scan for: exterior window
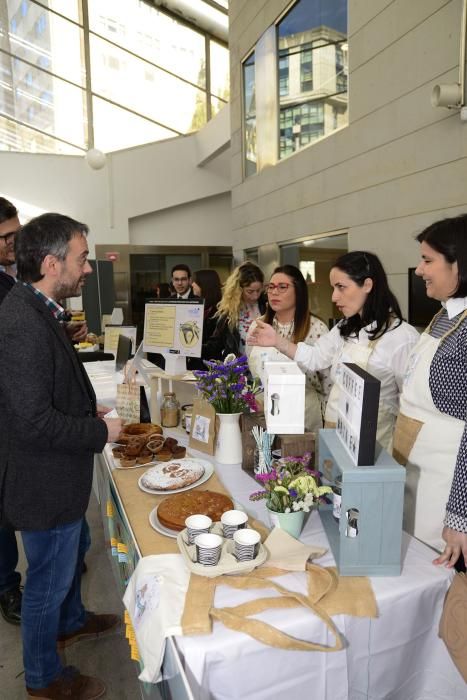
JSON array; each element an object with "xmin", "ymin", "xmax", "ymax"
[
  {"xmin": 279, "ymin": 52, "xmax": 289, "ymax": 96},
  {"xmin": 0, "ymin": 0, "xmax": 229, "ymax": 154},
  {"xmin": 277, "ymin": 0, "xmax": 348, "ymax": 160},
  {"xmin": 300, "ymin": 44, "xmax": 312, "ymax": 92},
  {"xmin": 336, "ymin": 44, "xmax": 348, "ymax": 93},
  {"xmin": 243, "ymin": 52, "xmax": 256, "ymax": 177}
]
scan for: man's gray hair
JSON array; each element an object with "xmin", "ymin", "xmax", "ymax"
[{"xmin": 16, "ymin": 213, "xmax": 89, "ymax": 283}]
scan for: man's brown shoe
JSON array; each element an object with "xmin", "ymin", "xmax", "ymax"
[
  {"xmin": 27, "ymin": 665, "xmax": 106, "ymax": 699},
  {"xmin": 57, "ymin": 612, "xmax": 120, "ymax": 649}
]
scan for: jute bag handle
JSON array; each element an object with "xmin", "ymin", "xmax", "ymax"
[{"xmin": 209, "ymin": 567, "xmax": 343, "ymax": 652}]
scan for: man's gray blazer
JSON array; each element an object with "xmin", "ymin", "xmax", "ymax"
[{"xmin": 0, "ymin": 283, "xmax": 108, "ymax": 530}]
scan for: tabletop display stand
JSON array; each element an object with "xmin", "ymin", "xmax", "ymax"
[{"xmin": 319, "ymin": 429, "xmax": 406, "ymax": 576}]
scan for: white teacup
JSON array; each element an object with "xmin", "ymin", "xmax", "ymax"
[
  {"xmin": 195, "ymin": 532, "xmax": 223, "ymax": 566},
  {"xmin": 185, "ymin": 514, "xmax": 212, "ymax": 545},
  {"xmin": 233, "ymin": 528, "xmax": 261, "ymax": 561},
  {"xmin": 221, "ymin": 509, "xmax": 248, "ymax": 539}
]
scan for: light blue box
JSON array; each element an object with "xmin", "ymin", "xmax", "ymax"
[{"xmin": 319, "ymin": 429, "xmax": 406, "ymax": 576}]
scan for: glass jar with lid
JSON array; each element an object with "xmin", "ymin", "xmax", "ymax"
[{"xmin": 161, "ymin": 392, "xmax": 180, "ymax": 428}]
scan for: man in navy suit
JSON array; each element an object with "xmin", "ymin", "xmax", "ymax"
[{"xmin": 0, "ymin": 198, "xmax": 21, "ymax": 626}]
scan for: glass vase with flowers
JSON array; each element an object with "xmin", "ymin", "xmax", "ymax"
[{"xmin": 250, "ymin": 453, "xmax": 332, "ymax": 538}]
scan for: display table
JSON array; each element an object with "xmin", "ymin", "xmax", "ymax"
[{"xmin": 87, "ymin": 362, "xmax": 467, "ymax": 700}]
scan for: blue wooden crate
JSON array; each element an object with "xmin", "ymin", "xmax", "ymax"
[{"xmin": 319, "ymin": 430, "xmax": 406, "ymax": 576}]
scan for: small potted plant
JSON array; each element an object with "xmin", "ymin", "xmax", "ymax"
[
  {"xmin": 250, "ymin": 453, "xmax": 332, "ymax": 538},
  {"xmin": 193, "ymin": 354, "xmax": 261, "ymax": 464}
]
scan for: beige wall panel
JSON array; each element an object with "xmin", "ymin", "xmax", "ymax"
[
  {"xmin": 349, "ymin": 0, "xmax": 395, "ymax": 36},
  {"xmin": 232, "ymin": 157, "xmax": 467, "ymax": 252},
  {"xmin": 350, "ymin": 205, "xmax": 467, "ymax": 273},
  {"xmin": 351, "ymin": 0, "xmax": 455, "ymax": 71},
  {"xmin": 351, "ymin": 0, "xmax": 461, "ymax": 121},
  {"xmin": 386, "ymin": 272, "xmax": 410, "ymax": 319},
  {"xmin": 233, "ymin": 114, "xmax": 466, "ymax": 231},
  {"xmin": 230, "ymin": 0, "xmax": 286, "ymax": 61},
  {"xmin": 229, "ymin": 0, "xmax": 251, "ymax": 25},
  {"xmin": 231, "ymin": 151, "xmax": 244, "ymax": 188}
]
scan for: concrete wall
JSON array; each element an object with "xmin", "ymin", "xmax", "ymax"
[
  {"xmin": 0, "ymin": 105, "xmax": 231, "ymax": 256},
  {"xmin": 229, "ymin": 0, "xmax": 467, "ymax": 315}
]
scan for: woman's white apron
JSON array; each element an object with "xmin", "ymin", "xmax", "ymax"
[
  {"xmin": 393, "ymin": 311, "xmax": 467, "ymax": 551},
  {"xmin": 324, "ymin": 339, "xmax": 395, "ymax": 450}
]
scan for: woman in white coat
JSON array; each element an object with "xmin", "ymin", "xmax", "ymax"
[
  {"xmin": 393, "ymin": 214, "xmax": 467, "ymax": 564},
  {"xmin": 248, "ymin": 251, "xmax": 419, "ymax": 451}
]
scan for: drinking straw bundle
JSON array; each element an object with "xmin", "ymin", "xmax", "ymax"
[{"xmin": 251, "ymin": 426, "xmax": 275, "ymax": 474}]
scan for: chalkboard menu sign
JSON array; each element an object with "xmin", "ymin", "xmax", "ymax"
[{"xmin": 336, "ymin": 363, "xmax": 381, "ymax": 465}]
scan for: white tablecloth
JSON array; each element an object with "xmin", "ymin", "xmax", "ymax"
[
  {"xmin": 176, "ymin": 465, "xmax": 467, "ymax": 700},
  {"xmin": 86, "ymin": 361, "xmax": 467, "ymax": 700}
]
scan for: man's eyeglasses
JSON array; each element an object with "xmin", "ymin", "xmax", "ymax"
[
  {"xmin": 0, "ymin": 229, "xmax": 19, "ymax": 244},
  {"xmin": 265, "ymin": 283, "xmax": 293, "ymax": 294}
]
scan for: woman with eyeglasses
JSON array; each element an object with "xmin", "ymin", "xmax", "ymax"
[
  {"xmin": 203, "ymin": 261, "xmax": 266, "ymax": 361},
  {"xmin": 248, "ymin": 252, "xmax": 419, "ymax": 449},
  {"xmin": 247, "ymin": 265, "xmax": 332, "ymax": 433}
]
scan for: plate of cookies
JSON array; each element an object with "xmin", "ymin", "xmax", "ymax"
[
  {"xmin": 138, "ymin": 458, "xmax": 214, "ymax": 495},
  {"xmin": 112, "ymin": 423, "xmax": 187, "ymax": 469}
]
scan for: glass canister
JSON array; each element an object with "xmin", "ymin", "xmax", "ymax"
[
  {"xmin": 181, "ymin": 403, "xmax": 193, "ymax": 430},
  {"xmin": 332, "ymin": 474, "xmax": 342, "ymax": 522},
  {"xmin": 161, "ymin": 392, "xmax": 180, "ymax": 428},
  {"xmin": 346, "ymin": 508, "xmax": 359, "ymax": 538}
]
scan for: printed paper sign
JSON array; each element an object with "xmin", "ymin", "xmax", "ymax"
[
  {"xmin": 143, "ymin": 300, "xmax": 204, "ymax": 358},
  {"xmin": 104, "ymin": 325, "xmax": 137, "ymax": 354}
]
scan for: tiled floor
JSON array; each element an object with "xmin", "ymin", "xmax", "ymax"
[{"xmin": 0, "ymin": 494, "xmax": 141, "ymax": 699}]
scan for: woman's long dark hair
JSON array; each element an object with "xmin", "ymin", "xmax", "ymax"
[
  {"xmin": 416, "ymin": 214, "xmax": 467, "ymax": 297},
  {"xmin": 263, "ymin": 264, "xmax": 311, "ymax": 343},
  {"xmin": 192, "ymin": 269, "xmax": 222, "ymax": 310},
  {"xmin": 333, "ymin": 251, "xmax": 402, "ymax": 340}
]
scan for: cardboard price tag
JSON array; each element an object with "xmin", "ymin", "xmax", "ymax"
[{"xmin": 116, "ymin": 383, "xmax": 140, "ymax": 425}]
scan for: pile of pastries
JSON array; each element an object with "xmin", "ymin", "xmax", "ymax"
[{"xmin": 112, "ymin": 423, "xmax": 186, "ymax": 468}]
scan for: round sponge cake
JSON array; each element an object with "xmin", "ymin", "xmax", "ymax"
[
  {"xmin": 141, "ymin": 459, "xmax": 205, "ymax": 492},
  {"xmin": 158, "ymin": 490, "xmax": 234, "ymax": 531}
]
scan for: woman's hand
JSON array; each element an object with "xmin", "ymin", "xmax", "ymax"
[
  {"xmin": 433, "ymin": 526, "xmax": 467, "ymax": 568},
  {"xmin": 247, "ymin": 319, "xmax": 278, "ymax": 348}
]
